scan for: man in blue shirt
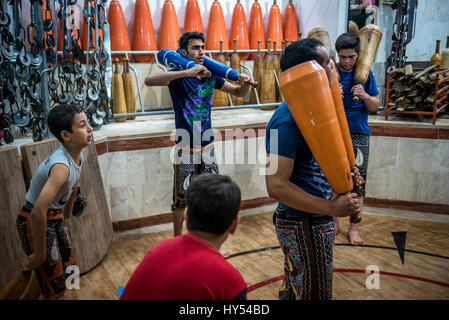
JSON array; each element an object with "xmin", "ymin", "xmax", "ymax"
[
  {"xmin": 333, "ymin": 32, "xmax": 380, "ymax": 245},
  {"xmin": 265, "ymin": 38, "xmax": 362, "ymax": 300},
  {"xmin": 145, "ymin": 32, "xmax": 251, "ymax": 236}
]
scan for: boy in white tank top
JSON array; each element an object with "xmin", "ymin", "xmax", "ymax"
[{"xmin": 16, "ymin": 104, "xmax": 93, "ymax": 299}]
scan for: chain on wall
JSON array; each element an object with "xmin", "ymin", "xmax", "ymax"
[{"xmin": 0, "ymin": 0, "xmax": 112, "ymax": 145}]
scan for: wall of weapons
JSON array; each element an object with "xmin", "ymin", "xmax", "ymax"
[{"xmin": 0, "ymin": 0, "xmax": 112, "ymax": 145}]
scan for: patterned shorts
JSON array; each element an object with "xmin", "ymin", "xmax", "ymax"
[
  {"xmin": 351, "ymin": 133, "xmax": 370, "ymax": 196},
  {"xmin": 273, "ymin": 205, "xmax": 335, "ymax": 300},
  {"xmin": 172, "ymin": 143, "xmax": 219, "ymax": 210},
  {"xmin": 16, "ymin": 207, "xmax": 75, "ymax": 298}
]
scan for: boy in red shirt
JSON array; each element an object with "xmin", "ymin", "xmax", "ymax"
[{"xmin": 120, "ymin": 174, "xmax": 247, "ymax": 300}]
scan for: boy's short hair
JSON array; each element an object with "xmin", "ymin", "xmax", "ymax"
[
  {"xmin": 280, "ymin": 38, "xmax": 325, "ymax": 72},
  {"xmin": 48, "ymin": 104, "xmax": 83, "ymax": 143},
  {"xmin": 335, "ymin": 32, "xmax": 360, "ymax": 53},
  {"xmin": 186, "ymin": 174, "xmax": 241, "ymax": 235},
  {"xmin": 179, "ymin": 32, "xmax": 205, "ymax": 51}
]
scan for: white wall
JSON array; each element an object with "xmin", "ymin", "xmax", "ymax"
[
  {"xmin": 98, "ymin": 130, "xmax": 449, "ymax": 224},
  {"xmin": 19, "ymin": 0, "xmax": 449, "ymax": 108}
]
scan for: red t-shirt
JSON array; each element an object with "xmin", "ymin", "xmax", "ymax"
[{"xmin": 120, "ymin": 233, "xmax": 247, "ymax": 300}]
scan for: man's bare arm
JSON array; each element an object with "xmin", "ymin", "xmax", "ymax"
[{"xmin": 217, "ymin": 74, "xmax": 251, "ymax": 97}]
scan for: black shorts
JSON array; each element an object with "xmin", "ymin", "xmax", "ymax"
[{"xmin": 172, "ymin": 143, "xmax": 219, "ymax": 210}]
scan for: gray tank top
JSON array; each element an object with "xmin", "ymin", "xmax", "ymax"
[{"xmin": 26, "ymin": 145, "xmax": 83, "ymax": 210}]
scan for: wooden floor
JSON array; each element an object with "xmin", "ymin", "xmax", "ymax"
[{"xmin": 64, "ymin": 209, "xmax": 449, "ymax": 300}]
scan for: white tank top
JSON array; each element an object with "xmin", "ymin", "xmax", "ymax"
[{"xmin": 26, "ymin": 145, "xmax": 83, "ymax": 210}]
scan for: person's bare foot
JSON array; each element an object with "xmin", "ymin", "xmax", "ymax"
[
  {"xmin": 333, "ymin": 216, "xmax": 340, "ymax": 235},
  {"xmin": 348, "ymin": 223, "xmax": 363, "ymax": 245}
]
